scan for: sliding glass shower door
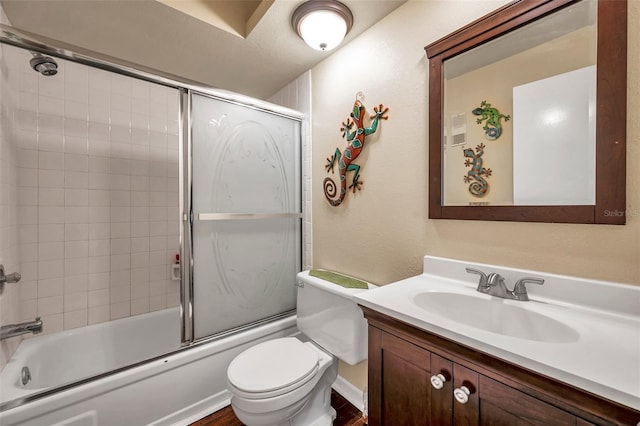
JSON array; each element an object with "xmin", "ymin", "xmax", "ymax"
[{"xmin": 189, "ymin": 92, "xmax": 302, "ymax": 340}]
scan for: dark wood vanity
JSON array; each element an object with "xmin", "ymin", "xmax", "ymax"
[{"xmin": 362, "ymin": 307, "xmax": 640, "ymax": 426}]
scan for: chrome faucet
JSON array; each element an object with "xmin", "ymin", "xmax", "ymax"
[
  {"xmin": 466, "ymin": 268, "xmax": 544, "ymax": 301},
  {"xmin": 0, "ymin": 317, "xmax": 43, "ymax": 340}
]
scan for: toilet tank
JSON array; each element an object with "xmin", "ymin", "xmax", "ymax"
[{"xmin": 295, "ymin": 270, "xmax": 374, "ymax": 365}]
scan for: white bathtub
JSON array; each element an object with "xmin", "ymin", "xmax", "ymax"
[{"xmin": 0, "ymin": 308, "xmax": 297, "ymax": 425}]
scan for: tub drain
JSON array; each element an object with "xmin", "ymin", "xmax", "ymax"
[{"xmin": 21, "ymin": 366, "xmax": 31, "ymax": 385}]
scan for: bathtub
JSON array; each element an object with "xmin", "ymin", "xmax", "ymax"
[{"xmin": 0, "ymin": 307, "xmax": 297, "ymax": 425}]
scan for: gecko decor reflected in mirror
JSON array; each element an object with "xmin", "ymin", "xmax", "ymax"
[
  {"xmin": 323, "ymin": 92, "xmax": 389, "ymax": 206},
  {"xmin": 425, "ymin": 0, "xmax": 627, "ymax": 224}
]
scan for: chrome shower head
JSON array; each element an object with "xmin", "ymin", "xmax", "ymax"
[{"xmin": 29, "ymin": 53, "xmax": 58, "ymax": 76}]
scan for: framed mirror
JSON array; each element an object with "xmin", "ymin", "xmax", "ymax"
[{"xmin": 425, "ymin": 0, "xmax": 627, "ymax": 224}]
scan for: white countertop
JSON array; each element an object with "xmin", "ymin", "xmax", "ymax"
[{"xmin": 354, "ymin": 256, "xmax": 640, "ymax": 411}]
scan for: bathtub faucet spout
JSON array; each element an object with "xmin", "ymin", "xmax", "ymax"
[{"xmin": 0, "ymin": 317, "xmax": 43, "ymax": 340}]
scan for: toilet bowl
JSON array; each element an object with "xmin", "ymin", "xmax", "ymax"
[
  {"xmin": 227, "ymin": 338, "xmax": 337, "ymax": 426},
  {"xmin": 226, "ymin": 270, "xmax": 371, "ymax": 426}
]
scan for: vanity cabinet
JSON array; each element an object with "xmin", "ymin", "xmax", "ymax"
[{"xmin": 362, "ymin": 307, "xmax": 639, "ymax": 426}]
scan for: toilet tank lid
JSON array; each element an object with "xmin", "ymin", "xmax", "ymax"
[
  {"xmin": 297, "ymin": 270, "xmax": 377, "ymax": 300},
  {"xmin": 227, "ymin": 337, "xmax": 319, "ymax": 393}
]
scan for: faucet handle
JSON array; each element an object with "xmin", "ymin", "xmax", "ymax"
[
  {"xmin": 465, "ymin": 268, "xmax": 488, "ymax": 291},
  {"xmin": 512, "ymin": 277, "xmax": 544, "ymax": 301}
]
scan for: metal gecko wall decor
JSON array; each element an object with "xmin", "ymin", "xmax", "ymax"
[
  {"xmin": 323, "ymin": 93, "xmax": 389, "ymax": 206},
  {"xmin": 463, "ymin": 143, "xmax": 492, "ymax": 197},
  {"xmin": 472, "ymin": 100, "xmax": 510, "ymax": 140}
]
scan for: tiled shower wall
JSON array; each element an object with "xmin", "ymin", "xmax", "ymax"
[
  {"xmin": 3, "ymin": 44, "xmax": 180, "ymax": 341},
  {"xmin": 268, "ymin": 71, "xmax": 312, "ymax": 270}
]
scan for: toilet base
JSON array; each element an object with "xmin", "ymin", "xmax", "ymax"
[{"xmin": 289, "ymin": 365, "xmax": 337, "ymax": 426}]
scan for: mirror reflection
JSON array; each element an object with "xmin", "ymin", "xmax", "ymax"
[{"xmin": 442, "ymin": 0, "xmax": 596, "ymax": 206}]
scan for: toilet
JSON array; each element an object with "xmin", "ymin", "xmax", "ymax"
[{"xmin": 226, "ymin": 270, "xmax": 371, "ymax": 426}]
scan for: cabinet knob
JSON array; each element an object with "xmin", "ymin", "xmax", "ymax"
[
  {"xmin": 430, "ymin": 373, "xmax": 447, "ymax": 390},
  {"xmin": 453, "ymin": 385, "xmax": 471, "ymax": 404}
]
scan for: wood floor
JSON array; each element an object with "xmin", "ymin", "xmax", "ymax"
[{"xmin": 190, "ymin": 390, "xmax": 367, "ymax": 426}]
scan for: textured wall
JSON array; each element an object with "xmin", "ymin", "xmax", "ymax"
[{"xmin": 312, "ymin": 0, "xmax": 639, "ymax": 288}]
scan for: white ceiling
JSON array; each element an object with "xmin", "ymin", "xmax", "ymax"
[{"xmin": 2, "ymin": 0, "xmax": 406, "ymax": 99}]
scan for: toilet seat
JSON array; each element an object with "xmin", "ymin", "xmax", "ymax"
[{"xmin": 227, "ymin": 337, "xmax": 320, "ymax": 399}]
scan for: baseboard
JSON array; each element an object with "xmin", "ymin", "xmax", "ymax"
[
  {"xmin": 332, "ymin": 375, "xmax": 366, "ymax": 414},
  {"xmin": 162, "ymin": 390, "xmax": 231, "ymax": 426}
]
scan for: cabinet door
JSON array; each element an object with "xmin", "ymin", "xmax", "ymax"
[
  {"xmin": 477, "ymin": 375, "xmax": 580, "ymax": 425},
  {"xmin": 452, "ymin": 363, "xmax": 480, "ymax": 425},
  {"xmin": 368, "ymin": 327, "xmax": 453, "ymax": 425}
]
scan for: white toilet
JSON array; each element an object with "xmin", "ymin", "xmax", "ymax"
[{"xmin": 226, "ymin": 270, "xmax": 371, "ymax": 426}]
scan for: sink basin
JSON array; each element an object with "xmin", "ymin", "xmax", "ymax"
[{"xmin": 412, "ymin": 292, "xmax": 579, "ymax": 343}]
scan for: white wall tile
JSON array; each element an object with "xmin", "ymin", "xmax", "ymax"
[
  {"xmin": 65, "ymin": 171, "xmax": 89, "ymax": 189},
  {"xmin": 88, "ymin": 288, "xmax": 109, "ymax": 307},
  {"xmin": 88, "ymin": 272, "xmax": 109, "ymax": 290},
  {"xmin": 39, "ymin": 75, "xmax": 64, "ymax": 99},
  {"xmin": 20, "ymin": 243, "xmax": 38, "ymax": 262},
  {"xmin": 64, "ymin": 292, "xmax": 87, "ymax": 311},
  {"xmin": 20, "ymin": 281, "xmax": 38, "ymax": 301},
  {"xmin": 38, "ymin": 278, "xmax": 63, "ymax": 298},
  {"xmin": 64, "ymin": 257, "xmax": 88, "ymax": 276},
  {"xmin": 17, "ymin": 129, "xmax": 38, "ymax": 150},
  {"xmin": 18, "ymin": 92, "xmax": 38, "ymax": 112},
  {"xmin": 38, "ymin": 169, "xmax": 64, "ymax": 188},
  {"xmin": 131, "ymin": 252, "xmax": 149, "ymax": 268},
  {"xmin": 19, "ymin": 224, "xmax": 38, "ymax": 243},
  {"xmin": 18, "ymin": 149, "xmax": 38, "ymax": 168},
  {"xmin": 65, "ymin": 100, "xmax": 88, "ymax": 121},
  {"xmin": 89, "ymin": 255, "xmax": 110, "ymax": 273},
  {"xmin": 131, "ymin": 298, "xmax": 149, "ymax": 316},
  {"xmin": 17, "ymin": 206, "xmax": 37, "ymax": 224},
  {"xmin": 37, "ymin": 295, "xmax": 63, "ymax": 315},
  {"xmin": 88, "ymin": 305, "xmax": 110, "ymax": 324},
  {"xmin": 65, "ymin": 189, "xmax": 89, "ymax": 206},
  {"xmin": 38, "ymin": 242, "xmax": 63, "ymax": 261},
  {"xmin": 110, "ymin": 222, "xmax": 130, "ymax": 238},
  {"xmin": 19, "ymin": 262, "xmax": 38, "ymax": 282},
  {"xmin": 65, "ymin": 223, "xmax": 89, "ymax": 241},
  {"xmin": 39, "ymin": 96, "xmax": 64, "ymax": 116},
  {"xmin": 110, "ymin": 301, "xmax": 130, "ymax": 319},
  {"xmin": 149, "ymin": 295, "xmax": 166, "ymax": 312},
  {"xmin": 65, "ymin": 240, "xmax": 88, "ymax": 258},
  {"xmin": 38, "ymin": 188, "xmax": 64, "ymax": 206},
  {"xmin": 89, "ymin": 223, "xmax": 110, "ymax": 239},
  {"xmin": 38, "ymin": 206, "xmax": 65, "ymax": 224},
  {"xmin": 18, "ymin": 188, "xmax": 37, "ymax": 205},
  {"xmin": 65, "ymin": 83, "xmax": 89, "ymax": 105},
  {"xmin": 64, "ymin": 136, "xmax": 88, "ymax": 155},
  {"xmin": 64, "ymin": 154, "xmax": 88, "ymax": 172},
  {"xmin": 65, "ymin": 206, "xmax": 88, "ymax": 223},
  {"xmin": 5, "ymin": 48, "xmax": 181, "ymax": 348},
  {"xmin": 39, "ymin": 114, "xmax": 64, "ymax": 137},
  {"xmin": 64, "ymin": 309, "xmax": 87, "ymax": 330},
  {"xmin": 40, "ymin": 313, "xmax": 63, "ymax": 334},
  {"xmin": 64, "ymin": 275, "xmax": 88, "ymax": 294}
]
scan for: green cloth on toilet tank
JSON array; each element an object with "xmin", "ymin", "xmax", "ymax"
[{"xmin": 309, "ymin": 269, "xmax": 369, "ymax": 289}]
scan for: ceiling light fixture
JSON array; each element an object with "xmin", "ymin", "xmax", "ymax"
[{"xmin": 292, "ymin": 0, "xmax": 353, "ymax": 52}]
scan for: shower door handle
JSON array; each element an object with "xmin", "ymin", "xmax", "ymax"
[{"xmin": 197, "ymin": 213, "xmax": 303, "ymax": 221}]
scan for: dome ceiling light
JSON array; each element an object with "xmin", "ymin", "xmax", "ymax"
[{"xmin": 291, "ymin": 0, "xmax": 354, "ymax": 51}]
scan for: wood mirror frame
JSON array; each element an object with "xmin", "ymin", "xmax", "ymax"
[{"xmin": 424, "ymin": 0, "xmax": 627, "ymax": 224}]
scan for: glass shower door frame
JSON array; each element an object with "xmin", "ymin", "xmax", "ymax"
[{"xmin": 180, "ymin": 89, "xmax": 304, "ymax": 345}]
